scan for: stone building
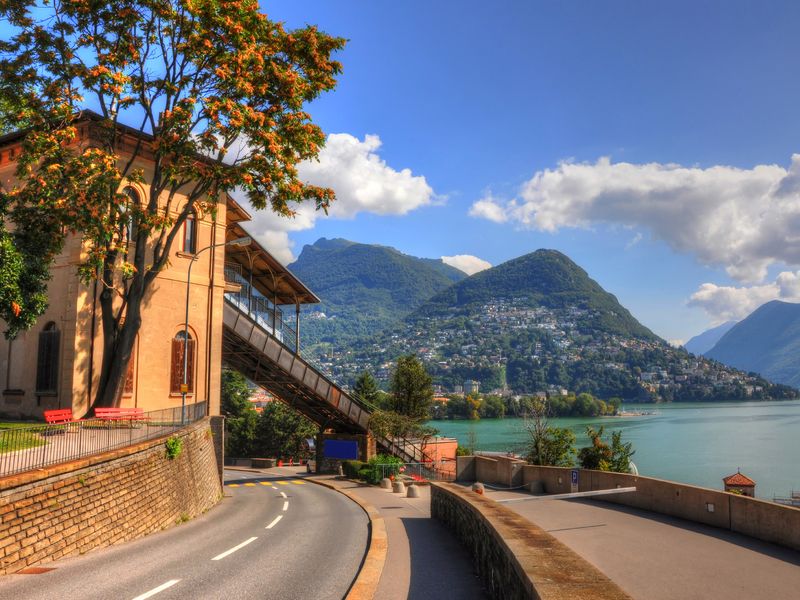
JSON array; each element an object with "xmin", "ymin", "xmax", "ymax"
[{"xmin": 0, "ymin": 114, "xmax": 315, "ymax": 419}]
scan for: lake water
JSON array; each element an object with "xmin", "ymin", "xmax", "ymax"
[{"xmin": 430, "ymin": 400, "xmax": 800, "ymax": 499}]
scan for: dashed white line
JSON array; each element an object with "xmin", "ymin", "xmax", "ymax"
[
  {"xmin": 131, "ymin": 579, "xmax": 181, "ymax": 600},
  {"xmin": 282, "ymin": 501, "xmax": 289, "ymax": 511},
  {"xmin": 266, "ymin": 515, "xmax": 283, "ymax": 529},
  {"xmin": 280, "ymin": 492, "xmax": 287, "ymax": 498},
  {"xmin": 271, "ymin": 486, "xmax": 278, "ymax": 490},
  {"xmin": 211, "ymin": 537, "xmax": 258, "ymax": 561}
]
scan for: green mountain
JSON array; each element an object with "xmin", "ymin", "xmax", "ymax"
[
  {"xmin": 415, "ymin": 249, "xmax": 658, "ymax": 341},
  {"xmin": 706, "ymin": 301, "xmax": 800, "ymax": 387},
  {"xmin": 289, "ymin": 238, "xmax": 467, "ymax": 345},
  {"xmin": 320, "ymin": 249, "xmax": 795, "ymax": 402}
]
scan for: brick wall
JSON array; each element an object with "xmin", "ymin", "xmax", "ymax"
[{"xmin": 0, "ymin": 418, "xmax": 222, "ymax": 574}]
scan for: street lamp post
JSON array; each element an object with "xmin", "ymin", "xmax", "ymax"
[{"xmin": 182, "ymin": 235, "xmax": 251, "ymax": 424}]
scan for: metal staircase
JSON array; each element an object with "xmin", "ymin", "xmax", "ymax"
[{"xmin": 221, "ymin": 297, "xmax": 432, "ymax": 465}]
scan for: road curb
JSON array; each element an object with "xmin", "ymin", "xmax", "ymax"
[{"xmin": 307, "ymin": 477, "xmax": 387, "ymax": 600}]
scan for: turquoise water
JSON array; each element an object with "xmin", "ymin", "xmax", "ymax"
[{"xmin": 430, "ymin": 400, "xmax": 800, "ymax": 499}]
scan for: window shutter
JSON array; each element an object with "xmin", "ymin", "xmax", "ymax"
[
  {"xmin": 170, "ymin": 337, "xmax": 196, "ymax": 394},
  {"xmin": 170, "ymin": 338, "xmax": 182, "ymax": 393},
  {"xmin": 123, "ymin": 354, "xmax": 135, "ymax": 395}
]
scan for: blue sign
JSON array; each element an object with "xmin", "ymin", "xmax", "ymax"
[
  {"xmin": 571, "ymin": 469, "xmax": 579, "ymax": 486},
  {"xmin": 323, "ymin": 439, "xmax": 359, "ymax": 460}
]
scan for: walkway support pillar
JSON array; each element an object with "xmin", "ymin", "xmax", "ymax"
[{"xmin": 295, "ymin": 300, "xmax": 300, "ymax": 354}]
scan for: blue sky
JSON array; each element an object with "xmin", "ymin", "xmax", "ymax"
[
  {"xmin": 252, "ymin": 2, "xmax": 800, "ymax": 343},
  {"xmin": 228, "ymin": 3, "xmax": 800, "ymax": 341}
]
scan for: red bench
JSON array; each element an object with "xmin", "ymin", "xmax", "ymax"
[
  {"xmin": 44, "ymin": 409, "xmax": 77, "ymax": 424},
  {"xmin": 94, "ymin": 407, "xmax": 147, "ymax": 421}
]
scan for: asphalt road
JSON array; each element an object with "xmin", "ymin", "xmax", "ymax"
[
  {"xmin": 0, "ymin": 468, "xmax": 368, "ymax": 600},
  {"xmin": 489, "ymin": 488, "xmax": 800, "ymax": 600}
]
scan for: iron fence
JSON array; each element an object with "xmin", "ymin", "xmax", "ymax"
[
  {"xmin": 0, "ymin": 402, "xmax": 206, "ymax": 478},
  {"xmin": 377, "ymin": 461, "xmax": 455, "ymax": 483}
]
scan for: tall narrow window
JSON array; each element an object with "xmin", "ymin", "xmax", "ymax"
[
  {"xmin": 123, "ymin": 352, "xmax": 135, "ymax": 396},
  {"xmin": 36, "ymin": 322, "xmax": 60, "ymax": 395},
  {"xmin": 170, "ymin": 331, "xmax": 195, "ymax": 394},
  {"xmin": 122, "ymin": 187, "xmax": 140, "ymax": 244},
  {"xmin": 183, "ymin": 212, "xmax": 197, "ymax": 253}
]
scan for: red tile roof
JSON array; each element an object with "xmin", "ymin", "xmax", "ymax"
[{"xmin": 723, "ymin": 472, "xmax": 755, "ymax": 486}]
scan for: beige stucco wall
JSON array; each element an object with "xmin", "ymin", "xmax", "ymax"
[{"xmin": 0, "ymin": 134, "xmax": 226, "ymax": 418}]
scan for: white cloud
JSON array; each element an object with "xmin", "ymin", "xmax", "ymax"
[
  {"xmin": 299, "ymin": 133, "xmax": 434, "ymax": 218},
  {"xmin": 441, "ymin": 255, "xmax": 492, "ymax": 276},
  {"xmin": 688, "ymin": 271, "xmax": 800, "ymax": 322},
  {"xmin": 239, "ymin": 133, "xmax": 436, "ymax": 262},
  {"xmin": 469, "ymin": 155, "xmax": 800, "ymax": 283},
  {"xmin": 468, "ymin": 193, "xmax": 509, "ymax": 223}
]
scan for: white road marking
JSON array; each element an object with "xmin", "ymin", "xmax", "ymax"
[
  {"xmin": 131, "ymin": 579, "xmax": 181, "ymax": 600},
  {"xmin": 271, "ymin": 486, "xmax": 278, "ymax": 490},
  {"xmin": 282, "ymin": 501, "xmax": 289, "ymax": 511},
  {"xmin": 266, "ymin": 515, "xmax": 283, "ymax": 529},
  {"xmin": 211, "ymin": 537, "xmax": 258, "ymax": 561},
  {"xmin": 280, "ymin": 492, "xmax": 287, "ymax": 498}
]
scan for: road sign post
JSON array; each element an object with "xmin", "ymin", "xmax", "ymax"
[{"xmin": 571, "ymin": 469, "xmax": 579, "ymax": 493}]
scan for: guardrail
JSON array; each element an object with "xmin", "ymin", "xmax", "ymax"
[
  {"xmin": 378, "ymin": 461, "xmax": 456, "ymax": 482},
  {"xmin": 222, "ymin": 283, "xmax": 438, "ymax": 467},
  {"xmin": 0, "ymin": 402, "xmax": 206, "ymax": 478}
]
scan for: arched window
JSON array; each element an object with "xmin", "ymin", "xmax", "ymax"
[
  {"xmin": 36, "ymin": 322, "xmax": 60, "ymax": 395},
  {"xmin": 170, "ymin": 331, "xmax": 195, "ymax": 394},
  {"xmin": 183, "ymin": 211, "xmax": 197, "ymax": 254}
]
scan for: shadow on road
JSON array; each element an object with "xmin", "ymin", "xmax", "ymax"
[
  {"xmin": 573, "ymin": 498, "xmax": 800, "ymax": 567},
  {"xmin": 401, "ymin": 517, "xmax": 487, "ymax": 600}
]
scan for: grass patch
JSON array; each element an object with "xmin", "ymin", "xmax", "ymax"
[
  {"xmin": 0, "ymin": 421, "xmax": 41, "ymax": 429},
  {"xmin": 0, "ymin": 424, "xmax": 47, "ymax": 453}
]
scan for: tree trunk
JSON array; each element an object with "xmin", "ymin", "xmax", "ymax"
[{"xmin": 93, "ymin": 276, "xmax": 144, "ymax": 410}]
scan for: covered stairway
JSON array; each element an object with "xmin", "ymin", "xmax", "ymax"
[{"xmin": 221, "ymin": 209, "xmax": 429, "ymax": 465}]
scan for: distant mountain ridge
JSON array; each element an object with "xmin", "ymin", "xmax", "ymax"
[
  {"xmin": 684, "ymin": 321, "xmax": 737, "ymax": 355},
  {"xmin": 289, "ymin": 238, "xmax": 466, "ymax": 345},
  {"xmin": 706, "ymin": 300, "xmax": 800, "ymax": 387},
  {"xmin": 415, "ymin": 249, "xmax": 659, "ymax": 341},
  {"xmin": 318, "ymin": 248, "xmax": 794, "ymax": 402}
]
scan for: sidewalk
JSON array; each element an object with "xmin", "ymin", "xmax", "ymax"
[{"xmin": 311, "ymin": 476, "xmax": 486, "ymax": 600}]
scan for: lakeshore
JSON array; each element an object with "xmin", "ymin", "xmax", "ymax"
[{"xmin": 431, "ymin": 399, "xmax": 800, "ymax": 499}]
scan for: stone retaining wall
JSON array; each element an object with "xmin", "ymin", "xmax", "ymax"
[
  {"xmin": 456, "ymin": 456, "xmax": 800, "ymax": 552},
  {"xmin": 430, "ymin": 482, "xmax": 630, "ymax": 600},
  {"xmin": 0, "ymin": 418, "xmax": 222, "ymax": 574}
]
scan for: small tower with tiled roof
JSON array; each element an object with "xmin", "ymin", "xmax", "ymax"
[{"xmin": 723, "ymin": 469, "xmax": 756, "ymax": 497}]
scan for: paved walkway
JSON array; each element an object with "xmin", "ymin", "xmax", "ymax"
[
  {"xmin": 488, "ymin": 488, "xmax": 800, "ymax": 600},
  {"xmin": 301, "ymin": 474, "xmax": 486, "ymax": 600}
]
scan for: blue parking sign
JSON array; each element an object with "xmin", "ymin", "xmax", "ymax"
[{"xmin": 571, "ymin": 469, "xmax": 579, "ymax": 492}]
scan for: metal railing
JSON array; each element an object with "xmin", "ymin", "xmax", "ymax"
[
  {"xmin": 222, "ymin": 266, "xmax": 439, "ymax": 467},
  {"xmin": 377, "ymin": 461, "xmax": 455, "ymax": 483},
  {"xmin": 0, "ymin": 402, "xmax": 206, "ymax": 478}
]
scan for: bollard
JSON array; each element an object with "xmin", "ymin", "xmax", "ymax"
[
  {"xmin": 380, "ymin": 478, "xmax": 392, "ymax": 489},
  {"xmin": 392, "ymin": 480, "xmax": 406, "ymax": 494},
  {"xmin": 472, "ymin": 482, "xmax": 485, "ymax": 495},
  {"xmin": 338, "ymin": 464, "xmax": 344, "ymax": 477},
  {"xmin": 406, "ymin": 484, "xmax": 420, "ymax": 498}
]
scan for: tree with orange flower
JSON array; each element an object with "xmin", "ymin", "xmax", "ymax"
[{"xmin": 0, "ymin": 0, "xmax": 344, "ymax": 408}]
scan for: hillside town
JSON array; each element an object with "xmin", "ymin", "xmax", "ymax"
[{"xmin": 312, "ymin": 298, "xmax": 792, "ymax": 402}]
